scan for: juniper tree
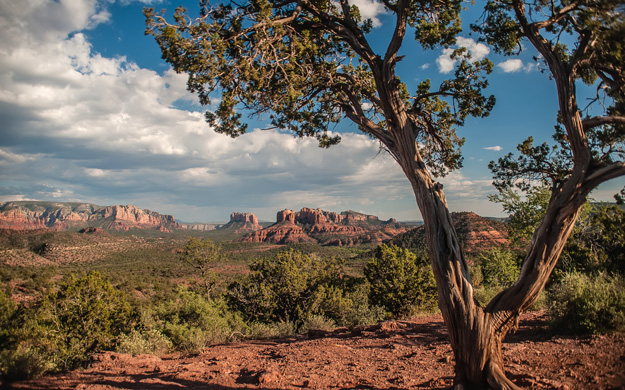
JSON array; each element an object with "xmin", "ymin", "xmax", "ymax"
[{"xmin": 146, "ymin": 0, "xmax": 624, "ymax": 387}]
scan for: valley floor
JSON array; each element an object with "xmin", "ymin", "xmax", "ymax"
[{"xmin": 4, "ymin": 313, "xmax": 624, "ymax": 390}]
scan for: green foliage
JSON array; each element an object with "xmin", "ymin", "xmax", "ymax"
[
  {"xmin": 36, "ymin": 271, "xmax": 135, "ymax": 370},
  {"xmin": 299, "ymin": 314, "xmax": 336, "ymax": 334},
  {"xmin": 469, "ymin": 247, "xmax": 525, "ymax": 307},
  {"xmin": 364, "ymin": 244, "xmax": 437, "ymax": 318},
  {"xmin": 0, "ymin": 343, "xmax": 54, "ymax": 381},
  {"xmin": 489, "ymin": 185, "xmax": 624, "ymax": 281},
  {"xmin": 228, "ymin": 249, "xmax": 341, "ymax": 325},
  {"xmin": 153, "ymin": 287, "xmax": 245, "ymax": 353},
  {"xmin": 116, "ymin": 328, "xmax": 172, "ymax": 356},
  {"xmin": 557, "ymin": 204, "xmax": 625, "ymax": 280},
  {"xmin": 0, "ymin": 290, "xmax": 15, "ymax": 343},
  {"xmin": 178, "ymin": 237, "xmax": 224, "ymax": 298},
  {"xmin": 488, "ymin": 185, "xmax": 551, "ymax": 247},
  {"xmin": 245, "ymin": 321, "xmax": 296, "ymax": 340},
  {"xmin": 0, "ymin": 272, "xmax": 135, "ymax": 379},
  {"xmin": 227, "ymin": 249, "xmax": 381, "ymax": 330},
  {"xmin": 476, "ymin": 248, "xmax": 520, "ymax": 289},
  {"xmin": 548, "ymin": 272, "xmax": 625, "ymax": 334}
]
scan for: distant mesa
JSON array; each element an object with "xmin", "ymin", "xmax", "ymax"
[
  {"xmin": 217, "ymin": 212, "xmax": 262, "ymax": 233},
  {"xmin": 240, "ymin": 207, "xmax": 410, "ymax": 246},
  {"xmin": 0, "ymin": 201, "xmax": 182, "ymax": 232}
]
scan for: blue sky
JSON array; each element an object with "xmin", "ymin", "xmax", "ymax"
[{"xmin": 1, "ymin": 0, "xmax": 622, "ymax": 223}]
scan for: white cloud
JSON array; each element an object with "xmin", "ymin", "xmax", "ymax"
[
  {"xmin": 498, "ymin": 59, "xmax": 523, "ymax": 73},
  {"xmin": 436, "ymin": 37, "xmax": 490, "ymax": 74},
  {"xmin": 347, "ymin": 0, "xmax": 386, "ymax": 27},
  {"xmin": 484, "ymin": 146, "xmax": 503, "ymax": 151},
  {"xmin": 456, "ymin": 37, "xmax": 490, "ymax": 61},
  {"xmin": 421, "ymin": 63, "xmax": 430, "ymax": 70},
  {"xmin": 0, "ymin": 0, "xmax": 502, "ymax": 222},
  {"xmin": 497, "ymin": 59, "xmax": 540, "ymax": 73}
]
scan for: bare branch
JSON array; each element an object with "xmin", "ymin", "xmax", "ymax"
[{"xmin": 582, "ymin": 115, "xmax": 625, "ymax": 130}]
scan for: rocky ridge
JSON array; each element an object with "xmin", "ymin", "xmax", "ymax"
[
  {"xmin": 0, "ymin": 202, "xmax": 182, "ymax": 232},
  {"xmin": 389, "ymin": 211, "xmax": 508, "ymax": 253},
  {"xmin": 241, "ymin": 208, "xmax": 409, "ymax": 246}
]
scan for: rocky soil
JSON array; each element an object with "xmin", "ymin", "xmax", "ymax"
[{"xmin": 5, "ymin": 313, "xmax": 625, "ymax": 390}]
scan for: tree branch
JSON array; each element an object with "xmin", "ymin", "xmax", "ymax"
[
  {"xmin": 582, "ymin": 115, "xmax": 625, "ymax": 130},
  {"xmin": 384, "ymin": 0, "xmax": 408, "ymax": 67},
  {"xmin": 583, "ymin": 161, "xmax": 625, "ymax": 190}
]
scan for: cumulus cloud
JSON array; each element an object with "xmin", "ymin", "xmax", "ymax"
[
  {"xmin": 497, "ymin": 59, "xmax": 540, "ymax": 73},
  {"xmin": 0, "ymin": 0, "xmax": 410, "ymax": 221},
  {"xmin": 0, "ymin": 0, "xmax": 502, "ymax": 222},
  {"xmin": 498, "ymin": 59, "xmax": 523, "ymax": 73},
  {"xmin": 347, "ymin": 0, "xmax": 386, "ymax": 27},
  {"xmin": 436, "ymin": 37, "xmax": 490, "ymax": 74},
  {"xmin": 484, "ymin": 146, "xmax": 503, "ymax": 151}
]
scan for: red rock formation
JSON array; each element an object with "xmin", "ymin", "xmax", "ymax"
[
  {"xmin": 243, "ymin": 221, "xmax": 316, "ymax": 244},
  {"xmin": 0, "ymin": 208, "xmax": 47, "ymax": 230},
  {"xmin": 220, "ymin": 212, "xmax": 261, "ymax": 233},
  {"xmin": 277, "ymin": 209, "xmax": 296, "ymax": 223},
  {"xmin": 0, "ymin": 202, "xmax": 182, "ymax": 231},
  {"xmin": 240, "ymin": 207, "xmax": 410, "ymax": 246},
  {"xmin": 230, "ymin": 212, "xmax": 259, "ymax": 225}
]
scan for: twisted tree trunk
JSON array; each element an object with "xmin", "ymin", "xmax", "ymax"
[{"xmin": 389, "ymin": 117, "xmax": 589, "ymax": 388}]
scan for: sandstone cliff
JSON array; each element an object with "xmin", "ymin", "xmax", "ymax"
[
  {"xmin": 241, "ymin": 208, "xmax": 409, "ymax": 246},
  {"xmin": 388, "ymin": 212, "xmax": 508, "ymax": 254},
  {"xmin": 0, "ymin": 202, "xmax": 182, "ymax": 232},
  {"xmin": 219, "ymin": 212, "xmax": 262, "ymax": 233}
]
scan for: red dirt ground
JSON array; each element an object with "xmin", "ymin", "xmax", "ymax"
[{"xmin": 4, "ymin": 313, "xmax": 625, "ymax": 390}]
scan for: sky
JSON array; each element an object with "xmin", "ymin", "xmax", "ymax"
[{"xmin": 0, "ymin": 0, "xmax": 622, "ymax": 223}]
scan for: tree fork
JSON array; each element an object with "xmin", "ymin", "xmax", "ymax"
[{"xmin": 394, "ymin": 137, "xmax": 523, "ymax": 389}]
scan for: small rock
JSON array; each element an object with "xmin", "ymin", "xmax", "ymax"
[{"xmin": 257, "ymin": 370, "xmax": 280, "ymax": 384}]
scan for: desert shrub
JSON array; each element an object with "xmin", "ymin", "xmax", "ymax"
[
  {"xmin": 116, "ymin": 329, "xmax": 172, "ymax": 355},
  {"xmin": 364, "ymin": 244, "xmax": 437, "ymax": 318},
  {"xmin": 548, "ymin": 272, "xmax": 625, "ymax": 334},
  {"xmin": 153, "ymin": 287, "xmax": 245, "ymax": 353},
  {"xmin": 299, "ymin": 314, "xmax": 335, "ymax": 333},
  {"xmin": 470, "ymin": 247, "xmax": 522, "ymax": 307},
  {"xmin": 245, "ymin": 321, "xmax": 293, "ymax": 339},
  {"xmin": 477, "ymin": 248, "xmax": 520, "ymax": 289},
  {"xmin": 0, "ymin": 342, "xmax": 54, "ymax": 381},
  {"xmin": 35, "ymin": 271, "xmax": 136, "ymax": 370},
  {"xmin": 178, "ymin": 237, "xmax": 224, "ymax": 298},
  {"xmin": 314, "ymin": 282, "xmax": 385, "ymax": 328},
  {"xmin": 556, "ymin": 205, "xmax": 625, "ymax": 280},
  {"xmin": 0, "ymin": 272, "xmax": 135, "ymax": 380},
  {"xmin": 227, "ymin": 249, "xmax": 348, "ymax": 327},
  {"xmin": 0, "ymin": 290, "xmax": 15, "ymax": 343}
]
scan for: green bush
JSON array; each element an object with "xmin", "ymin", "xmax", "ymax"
[
  {"xmin": 548, "ymin": 272, "xmax": 625, "ymax": 334},
  {"xmin": 153, "ymin": 287, "xmax": 245, "ymax": 353},
  {"xmin": 116, "ymin": 329, "xmax": 172, "ymax": 355},
  {"xmin": 228, "ymin": 250, "xmax": 341, "ymax": 325},
  {"xmin": 299, "ymin": 314, "xmax": 335, "ymax": 333},
  {"xmin": 245, "ymin": 321, "xmax": 296, "ymax": 339},
  {"xmin": 1, "ymin": 272, "xmax": 135, "ymax": 380},
  {"xmin": 476, "ymin": 247, "xmax": 520, "ymax": 289},
  {"xmin": 0, "ymin": 343, "xmax": 54, "ymax": 381},
  {"xmin": 227, "ymin": 249, "xmax": 382, "ymax": 331},
  {"xmin": 364, "ymin": 244, "xmax": 437, "ymax": 318},
  {"xmin": 315, "ymin": 282, "xmax": 385, "ymax": 328},
  {"xmin": 36, "ymin": 271, "xmax": 135, "ymax": 370}
]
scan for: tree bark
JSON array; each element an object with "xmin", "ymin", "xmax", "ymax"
[{"xmin": 388, "ymin": 113, "xmax": 591, "ymax": 388}]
